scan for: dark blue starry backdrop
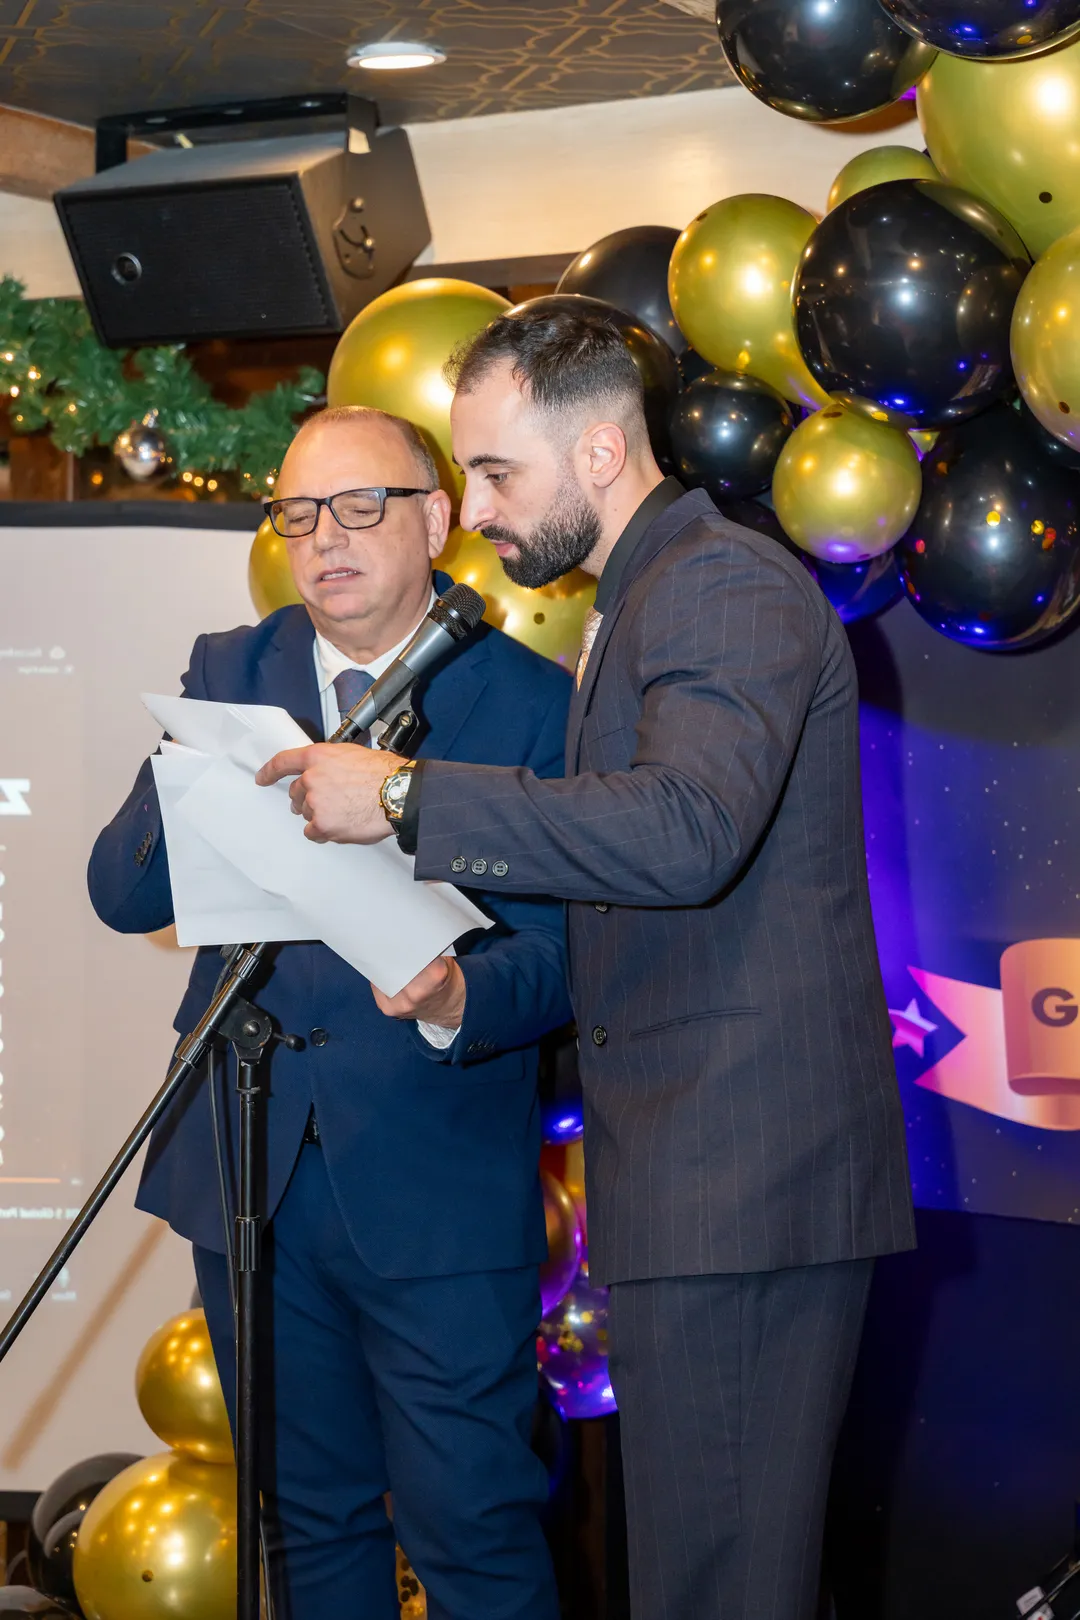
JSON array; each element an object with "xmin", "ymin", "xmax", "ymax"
[{"xmin": 849, "ymin": 598, "xmax": 1080, "ymax": 1225}]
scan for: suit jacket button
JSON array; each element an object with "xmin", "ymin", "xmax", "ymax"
[
  {"xmin": 471, "ymin": 858, "xmax": 488, "ymax": 876},
  {"xmin": 451, "ymin": 857, "xmax": 467, "ymax": 874},
  {"xmin": 310, "ymin": 1027, "xmax": 329, "ymax": 1047},
  {"xmin": 591, "ymin": 1025, "xmax": 608, "ymax": 1047},
  {"xmin": 594, "ymin": 902, "xmax": 609, "ymax": 913},
  {"xmin": 492, "ymin": 860, "xmax": 509, "ymax": 877}
]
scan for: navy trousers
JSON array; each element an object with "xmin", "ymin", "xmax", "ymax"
[
  {"xmin": 607, "ymin": 1259, "xmax": 874, "ymax": 1620},
  {"xmin": 194, "ymin": 1141, "xmax": 557, "ymax": 1620}
]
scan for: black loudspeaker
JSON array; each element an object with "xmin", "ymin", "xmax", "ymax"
[{"xmin": 54, "ymin": 125, "xmax": 430, "ymax": 346}]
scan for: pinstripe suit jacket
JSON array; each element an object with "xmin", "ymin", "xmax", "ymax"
[{"xmin": 413, "ymin": 489, "xmax": 916, "ymax": 1284}]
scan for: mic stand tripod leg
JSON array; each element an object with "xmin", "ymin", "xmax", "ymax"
[{"xmin": 218, "ymin": 998, "xmax": 275, "ymax": 1620}]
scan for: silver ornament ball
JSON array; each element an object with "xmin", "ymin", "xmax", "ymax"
[{"xmin": 114, "ymin": 410, "xmax": 169, "ymax": 481}]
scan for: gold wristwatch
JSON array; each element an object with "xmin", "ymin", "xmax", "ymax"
[{"xmin": 379, "ymin": 759, "xmax": 418, "ymax": 825}]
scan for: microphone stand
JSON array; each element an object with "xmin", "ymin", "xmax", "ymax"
[{"xmin": 0, "ymin": 691, "xmax": 420, "ymax": 1620}]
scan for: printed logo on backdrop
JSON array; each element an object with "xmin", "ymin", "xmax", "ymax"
[
  {"xmin": 0, "ymin": 780, "xmax": 30, "ymax": 816},
  {"xmin": 892, "ymin": 940, "xmax": 1080, "ymax": 1131}
]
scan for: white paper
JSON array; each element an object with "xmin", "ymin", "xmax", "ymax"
[{"xmin": 143, "ymin": 693, "xmax": 491, "ymax": 996}]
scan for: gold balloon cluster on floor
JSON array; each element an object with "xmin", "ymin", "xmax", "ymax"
[{"xmin": 73, "ymin": 1310, "xmax": 236, "ymax": 1620}]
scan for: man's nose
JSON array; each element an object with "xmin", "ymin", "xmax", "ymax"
[
  {"xmin": 459, "ymin": 478, "xmax": 494, "ymax": 534},
  {"xmin": 311, "ymin": 505, "xmax": 349, "ymax": 549}
]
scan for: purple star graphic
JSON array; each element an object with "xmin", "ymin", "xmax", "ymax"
[{"xmin": 888, "ymin": 997, "xmax": 938, "ymax": 1058}]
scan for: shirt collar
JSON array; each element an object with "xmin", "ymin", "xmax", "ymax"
[
  {"xmin": 313, "ymin": 586, "xmax": 437, "ymax": 694},
  {"xmin": 593, "ymin": 475, "xmax": 686, "ymax": 616}
]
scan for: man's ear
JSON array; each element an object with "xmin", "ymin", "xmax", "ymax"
[
  {"xmin": 424, "ymin": 489, "xmax": 453, "ymax": 560},
  {"xmin": 578, "ymin": 422, "xmax": 628, "ymax": 490}
]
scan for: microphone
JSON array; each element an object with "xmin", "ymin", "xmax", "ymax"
[{"xmin": 329, "ymin": 581, "xmax": 486, "ymax": 745}]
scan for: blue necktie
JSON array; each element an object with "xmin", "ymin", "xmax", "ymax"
[{"xmin": 332, "ymin": 668, "xmax": 376, "ymax": 745}]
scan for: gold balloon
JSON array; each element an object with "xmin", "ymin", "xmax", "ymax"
[
  {"xmin": 135, "ymin": 1309, "xmax": 233, "ymax": 1466},
  {"xmin": 910, "ymin": 429, "xmax": 939, "ymax": 456},
  {"xmin": 540, "ymin": 1170, "xmax": 583, "ymax": 1316},
  {"xmin": 249, "ymin": 516, "xmax": 303, "ymax": 619},
  {"xmin": 397, "ymin": 1545, "xmax": 428, "ymax": 1617},
  {"xmin": 1012, "ymin": 220, "xmax": 1080, "ymax": 453},
  {"xmin": 919, "ymin": 37, "xmax": 1080, "ymax": 258},
  {"xmin": 827, "ymin": 145, "xmax": 939, "ymax": 213},
  {"xmin": 441, "ymin": 526, "xmax": 595, "ymax": 671},
  {"xmin": 772, "ymin": 403, "xmax": 922, "ymax": 563},
  {"xmin": 73, "ymin": 1451, "xmax": 237, "ymax": 1620},
  {"xmin": 327, "ymin": 279, "xmax": 511, "ymax": 501},
  {"xmin": 667, "ymin": 195, "xmax": 830, "ymax": 410}
]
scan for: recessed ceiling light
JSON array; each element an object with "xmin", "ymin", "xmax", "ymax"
[{"xmin": 346, "ymin": 41, "xmax": 446, "ymax": 71}]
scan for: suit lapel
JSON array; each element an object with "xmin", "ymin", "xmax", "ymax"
[
  {"xmin": 565, "ymin": 489, "xmax": 716, "ymax": 770},
  {"xmin": 257, "ymin": 607, "xmax": 324, "ymax": 740},
  {"xmin": 414, "ymin": 632, "xmax": 491, "ymax": 761}
]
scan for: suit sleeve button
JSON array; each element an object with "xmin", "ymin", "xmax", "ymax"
[
  {"xmin": 310, "ymin": 1027, "xmax": 329, "ymax": 1047},
  {"xmin": 470, "ymin": 858, "xmax": 488, "ymax": 876},
  {"xmin": 450, "ymin": 857, "xmax": 467, "ymax": 874},
  {"xmin": 492, "ymin": 861, "xmax": 509, "ymax": 877},
  {"xmin": 591, "ymin": 1025, "xmax": 608, "ymax": 1047},
  {"xmin": 594, "ymin": 902, "xmax": 609, "ymax": 913}
]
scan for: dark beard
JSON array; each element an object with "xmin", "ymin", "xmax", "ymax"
[{"xmin": 482, "ymin": 480, "xmax": 601, "ymax": 589}]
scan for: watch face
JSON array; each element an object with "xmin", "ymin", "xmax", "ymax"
[{"xmin": 383, "ymin": 769, "xmax": 412, "ymax": 817}]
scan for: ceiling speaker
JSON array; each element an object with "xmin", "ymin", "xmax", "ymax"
[{"xmin": 54, "ymin": 127, "xmax": 430, "ymax": 347}]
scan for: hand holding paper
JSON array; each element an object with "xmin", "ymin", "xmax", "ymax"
[{"xmin": 143, "ymin": 693, "xmax": 491, "ymax": 997}]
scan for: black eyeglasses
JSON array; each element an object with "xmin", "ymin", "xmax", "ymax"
[{"xmin": 263, "ymin": 486, "xmax": 432, "ymax": 539}]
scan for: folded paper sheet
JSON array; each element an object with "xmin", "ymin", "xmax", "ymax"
[{"xmin": 144, "ymin": 693, "xmax": 491, "ymax": 997}]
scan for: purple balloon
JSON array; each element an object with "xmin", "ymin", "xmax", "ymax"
[{"xmin": 537, "ymin": 1266, "xmax": 617, "ymax": 1420}]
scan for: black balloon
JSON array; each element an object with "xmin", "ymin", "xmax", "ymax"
[
  {"xmin": 679, "ymin": 348, "xmax": 714, "ymax": 389},
  {"xmin": 794, "ymin": 179, "xmax": 1031, "ymax": 430},
  {"xmin": 557, "ymin": 227, "xmax": 686, "ymax": 357},
  {"xmin": 509, "ymin": 293, "xmax": 679, "ymax": 469},
  {"xmin": 897, "ymin": 403, "xmax": 1080, "ymax": 648},
  {"xmin": 31, "ymin": 1512, "xmax": 83, "ymax": 1615},
  {"xmin": 716, "ymin": 0, "xmax": 935, "ymax": 122},
  {"xmin": 0, "ymin": 1591, "xmax": 73, "ymax": 1617},
  {"xmin": 878, "ymin": 0, "xmax": 1080, "ymax": 58},
  {"xmin": 669, "ymin": 370, "xmax": 794, "ymax": 500},
  {"xmin": 28, "ymin": 1452, "xmax": 142, "ymax": 1593}
]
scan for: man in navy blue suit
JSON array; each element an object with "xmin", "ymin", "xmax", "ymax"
[{"xmin": 87, "ymin": 405, "xmax": 572, "ymax": 1620}]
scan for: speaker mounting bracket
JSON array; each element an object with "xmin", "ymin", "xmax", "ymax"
[{"xmin": 94, "ymin": 92, "xmax": 379, "ymax": 174}]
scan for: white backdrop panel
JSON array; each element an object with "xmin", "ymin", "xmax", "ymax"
[{"xmin": 0, "ymin": 520, "xmax": 256, "ymax": 1492}]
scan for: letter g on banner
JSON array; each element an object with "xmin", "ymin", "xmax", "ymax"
[{"xmin": 1033, "ymin": 988, "xmax": 1079, "ymax": 1029}]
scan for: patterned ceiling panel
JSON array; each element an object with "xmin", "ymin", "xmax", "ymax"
[{"xmin": 0, "ymin": 0, "xmax": 735, "ymax": 127}]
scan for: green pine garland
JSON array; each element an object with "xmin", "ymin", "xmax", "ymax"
[{"xmin": 0, "ymin": 276, "xmax": 324, "ymax": 492}]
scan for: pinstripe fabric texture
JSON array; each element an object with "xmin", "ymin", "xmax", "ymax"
[
  {"xmin": 607, "ymin": 1260, "xmax": 873, "ymax": 1620},
  {"xmin": 414, "ymin": 489, "xmax": 916, "ymax": 1285}
]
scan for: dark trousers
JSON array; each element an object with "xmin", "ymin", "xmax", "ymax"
[
  {"xmin": 607, "ymin": 1258, "xmax": 874, "ymax": 1620},
  {"xmin": 194, "ymin": 1140, "xmax": 557, "ymax": 1620}
]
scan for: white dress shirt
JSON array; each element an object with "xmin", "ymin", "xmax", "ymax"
[{"xmin": 311, "ymin": 595, "xmax": 457, "ymax": 1049}]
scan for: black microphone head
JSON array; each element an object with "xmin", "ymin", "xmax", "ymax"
[{"xmin": 432, "ymin": 581, "xmax": 486, "ymax": 641}]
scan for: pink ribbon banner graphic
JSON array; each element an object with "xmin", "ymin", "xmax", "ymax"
[{"xmin": 902, "ymin": 940, "xmax": 1080, "ymax": 1131}]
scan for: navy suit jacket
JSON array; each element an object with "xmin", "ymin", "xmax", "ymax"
[{"xmin": 87, "ymin": 577, "xmax": 573, "ymax": 1278}]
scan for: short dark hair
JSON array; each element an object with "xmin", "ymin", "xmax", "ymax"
[{"xmin": 446, "ymin": 304, "xmax": 647, "ymax": 446}]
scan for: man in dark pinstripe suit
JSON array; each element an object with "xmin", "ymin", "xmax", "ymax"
[{"xmin": 258, "ymin": 307, "xmax": 917, "ymax": 1620}]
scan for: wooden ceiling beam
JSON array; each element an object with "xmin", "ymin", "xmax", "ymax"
[{"xmin": 0, "ymin": 103, "xmax": 152, "ymax": 200}]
